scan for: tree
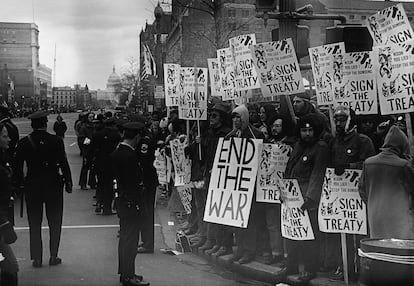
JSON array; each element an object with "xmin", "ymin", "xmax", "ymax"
[{"xmin": 120, "ymin": 57, "xmax": 139, "ymax": 106}]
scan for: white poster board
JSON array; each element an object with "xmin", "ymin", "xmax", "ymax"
[
  {"xmin": 367, "ymin": 3, "xmax": 414, "ymax": 47},
  {"xmin": 154, "ymin": 148, "xmax": 168, "ymax": 185},
  {"xmin": 256, "ymin": 143, "xmax": 292, "ymax": 203},
  {"xmin": 177, "ymin": 184, "xmax": 193, "ymax": 214},
  {"xmin": 373, "ymin": 44, "xmax": 414, "ymax": 115},
  {"xmin": 207, "ymin": 58, "xmax": 223, "ymax": 97},
  {"xmin": 169, "ymin": 138, "xmax": 191, "ymax": 186},
  {"xmin": 319, "ymin": 168, "xmax": 367, "ymax": 235},
  {"xmin": 178, "ymin": 67, "xmax": 208, "ymax": 120},
  {"xmin": 309, "ymin": 42, "xmax": 346, "ymax": 106},
  {"xmin": 334, "ymin": 51, "xmax": 378, "ymax": 114},
  {"xmin": 251, "ymin": 38, "xmax": 305, "ymax": 97},
  {"xmin": 204, "ymin": 137, "xmax": 262, "ymax": 228},
  {"xmin": 280, "ymin": 179, "xmax": 315, "ymax": 240},
  {"xmin": 164, "ymin": 63, "xmax": 181, "ymax": 106},
  {"xmin": 229, "ymin": 34, "xmax": 260, "ymax": 91}
]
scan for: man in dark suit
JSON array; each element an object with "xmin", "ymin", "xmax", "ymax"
[
  {"xmin": 14, "ymin": 110, "xmax": 72, "ymax": 268},
  {"xmin": 111, "ymin": 122, "xmax": 150, "ymax": 286}
]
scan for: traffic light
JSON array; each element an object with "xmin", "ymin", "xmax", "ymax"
[
  {"xmin": 255, "ymin": 0, "xmax": 277, "ymax": 13},
  {"xmin": 326, "ymin": 25, "xmax": 373, "ymax": 52}
]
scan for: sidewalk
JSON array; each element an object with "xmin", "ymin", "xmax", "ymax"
[{"xmin": 155, "ymin": 191, "xmax": 358, "ymax": 286}]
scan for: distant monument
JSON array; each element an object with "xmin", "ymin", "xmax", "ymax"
[{"xmin": 97, "ymin": 65, "xmax": 122, "ymax": 106}]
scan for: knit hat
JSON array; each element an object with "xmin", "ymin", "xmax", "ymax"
[
  {"xmin": 293, "ymin": 92, "xmax": 311, "ymax": 102},
  {"xmin": 296, "ymin": 113, "xmax": 323, "ymax": 139}
]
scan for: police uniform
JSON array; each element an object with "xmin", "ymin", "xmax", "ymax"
[
  {"xmin": 110, "ymin": 122, "xmax": 149, "ymax": 286},
  {"xmin": 14, "ymin": 110, "xmax": 72, "ymax": 267}
]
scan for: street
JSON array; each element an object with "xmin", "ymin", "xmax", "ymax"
[{"xmin": 11, "ymin": 113, "xmax": 265, "ymax": 286}]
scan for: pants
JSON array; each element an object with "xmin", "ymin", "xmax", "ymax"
[
  {"xmin": 215, "ymin": 225, "xmax": 233, "ymax": 249},
  {"xmin": 0, "ymin": 242, "xmax": 18, "ymax": 284},
  {"xmin": 26, "ymin": 194, "xmax": 63, "ymax": 260},
  {"xmin": 193, "ymin": 187, "xmax": 207, "ymax": 237},
  {"xmin": 140, "ymin": 184, "xmax": 156, "ymax": 250},
  {"xmin": 97, "ymin": 171, "xmax": 114, "ymax": 213},
  {"xmin": 79, "ymin": 156, "xmax": 92, "ymax": 187},
  {"xmin": 234, "ymin": 200, "xmax": 258, "ymax": 257},
  {"xmin": 118, "ymin": 201, "xmax": 141, "ymax": 278},
  {"xmin": 265, "ymin": 204, "xmax": 283, "ymax": 256}
]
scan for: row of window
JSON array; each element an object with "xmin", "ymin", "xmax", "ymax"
[{"xmin": 228, "ymin": 8, "xmax": 250, "ymax": 18}]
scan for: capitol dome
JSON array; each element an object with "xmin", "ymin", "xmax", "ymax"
[{"xmin": 106, "ymin": 65, "xmax": 121, "ymax": 90}]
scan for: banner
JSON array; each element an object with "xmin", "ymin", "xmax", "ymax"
[
  {"xmin": 204, "ymin": 137, "xmax": 262, "ymax": 228},
  {"xmin": 164, "ymin": 63, "xmax": 181, "ymax": 106},
  {"xmin": 251, "ymin": 38, "xmax": 305, "ymax": 97},
  {"xmin": 207, "ymin": 58, "xmax": 223, "ymax": 97},
  {"xmin": 309, "ymin": 42, "xmax": 345, "ymax": 106},
  {"xmin": 256, "ymin": 143, "xmax": 292, "ymax": 203},
  {"xmin": 170, "ymin": 138, "xmax": 191, "ymax": 186},
  {"xmin": 373, "ymin": 44, "xmax": 414, "ymax": 115},
  {"xmin": 229, "ymin": 34, "xmax": 260, "ymax": 91},
  {"xmin": 143, "ymin": 44, "xmax": 156, "ymax": 77},
  {"xmin": 280, "ymin": 179, "xmax": 315, "ymax": 240},
  {"xmin": 334, "ymin": 51, "xmax": 378, "ymax": 114},
  {"xmin": 319, "ymin": 168, "xmax": 367, "ymax": 235},
  {"xmin": 154, "ymin": 148, "xmax": 168, "ymax": 185},
  {"xmin": 178, "ymin": 67, "xmax": 208, "ymax": 120},
  {"xmin": 177, "ymin": 184, "xmax": 193, "ymax": 214},
  {"xmin": 367, "ymin": 3, "xmax": 414, "ymax": 47}
]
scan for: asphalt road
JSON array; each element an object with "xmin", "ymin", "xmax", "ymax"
[{"xmin": 10, "ymin": 113, "xmax": 267, "ymax": 286}]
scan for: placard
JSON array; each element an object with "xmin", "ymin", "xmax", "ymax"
[
  {"xmin": 154, "ymin": 85, "xmax": 164, "ymax": 99},
  {"xmin": 164, "ymin": 63, "xmax": 181, "ymax": 106},
  {"xmin": 309, "ymin": 43, "xmax": 345, "ymax": 106},
  {"xmin": 178, "ymin": 67, "xmax": 208, "ymax": 120},
  {"xmin": 280, "ymin": 179, "xmax": 315, "ymax": 240},
  {"xmin": 204, "ymin": 137, "xmax": 262, "ymax": 228},
  {"xmin": 170, "ymin": 138, "xmax": 191, "ymax": 186},
  {"xmin": 334, "ymin": 51, "xmax": 378, "ymax": 114},
  {"xmin": 177, "ymin": 184, "xmax": 193, "ymax": 214},
  {"xmin": 229, "ymin": 34, "xmax": 260, "ymax": 91},
  {"xmin": 319, "ymin": 168, "xmax": 367, "ymax": 235},
  {"xmin": 373, "ymin": 44, "xmax": 414, "ymax": 115},
  {"xmin": 154, "ymin": 148, "xmax": 168, "ymax": 185},
  {"xmin": 367, "ymin": 3, "xmax": 414, "ymax": 47},
  {"xmin": 251, "ymin": 38, "xmax": 305, "ymax": 97},
  {"xmin": 256, "ymin": 143, "xmax": 292, "ymax": 203},
  {"xmin": 217, "ymin": 48, "xmax": 236, "ymax": 101},
  {"xmin": 207, "ymin": 58, "xmax": 223, "ymax": 97}
]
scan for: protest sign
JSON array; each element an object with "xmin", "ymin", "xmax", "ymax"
[
  {"xmin": 229, "ymin": 34, "xmax": 260, "ymax": 91},
  {"xmin": 164, "ymin": 63, "xmax": 181, "ymax": 106},
  {"xmin": 170, "ymin": 137, "xmax": 191, "ymax": 186},
  {"xmin": 256, "ymin": 143, "xmax": 292, "ymax": 203},
  {"xmin": 154, "ymin": 148, "xmax": 168, "ymax": 185},
  {"xmin": 309, "ymin": 42, "xmax": 345, "ymax": 106},
  {"xmin": 280, "ymin": 179, "xmax": 315, "ymax": 240},
  {"xmin": 204, "ymin": 137, "xmax": 262, "ymax": 228},
  {"xmin": 251, "ymin": 38, "xmax": 304, "ymax": 97},
  {"xmin": 176, "ymin": 184, "xmax": 193, "ymax": 214},
  {"xmin": 178, "ymin": 67, "xmax": 208, "ymax": 120},
  {"xmin": 217, "ymin": 47, "xmax": 236, "ymax": 101},
  {"xmin": 367, "ymin": 3, "xmax": 414, "ymax": 47},
  {"xmin": 373, "ymin": 43, "xmax": 414, "ymax": 115},
  {"xmin": 207, "ymin": 58, "xmax": 223, "ymax": 97},
  {"xmin": 154, "ymin": 85, "xmax": 164, "ymax": 99},
  {"xmin": 334, "ymin": 51, "xmax": 378, "ymax": 114},
  {"xmin": 319, "ymin": 168, "xmax": 367, "ymax": 235}
]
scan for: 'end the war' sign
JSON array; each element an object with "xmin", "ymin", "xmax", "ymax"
[
  {"xmin": 164, "ymin": 63, "xmax": 181, "ymax": 107},
  {"xmin": 367, "ymin": 3, "xmax": 414, "ymax": 47},
  {"xmin": 309, "ymin": 42, "xmax": 345, "ymax": 106},
  {"xmin": 251, "ymin": 38, "xmax": 304, "ymax": 97},
  {"xmin": 280, "ymin": 179, "xmax": 315, "ymax": 240},
  {"xmin": 318, "ymin": 168, "xmax": 367, "ymax": 235},
  {"xmin": 334, "ymin": 51, "xmax": 378, "ymax": 115},
  {"xmin": 204, "ymin": 137, "xmax": 262, "ymax": 228},
  {"xmin": 256, "ymin": 143, "xmax": 291, "ymax": 203},
  {"xmin": 373, "ymin": 44, "xmax": 414, "ymax": 115},
  {"xmin": 178, "ymin": 67, "xmax": 207, "ymax": 120}
]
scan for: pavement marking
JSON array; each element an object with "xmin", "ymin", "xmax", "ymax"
[
  {"xmin": 70, "ymin": 142, "xmax": 77, "ymax": 146},
  {"xmin": 15, "ymin": 223, "xmax": 162, "ymax": 230},
  {"xmin": 19, "ymin": 134, "xmax": 77, "ymax": 138}
]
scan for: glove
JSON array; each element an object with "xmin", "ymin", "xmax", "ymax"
[
  {"xmin": 300, "ymin": 197, "xmax": 314, "ymax": 211},
  {"xmin": 65, "ymin": 183, "xmax": 73, "ymax": 194},
  {"xmin": 0, "ymin": 221, "xmax": 17, "ymax": 244},
  {"xmin": 334, "ymin": 164, "xmax": 348, "ymax": 176}
]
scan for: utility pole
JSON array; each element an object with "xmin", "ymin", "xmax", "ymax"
[{"xmin": 53, "ymin": 43, "xmax": 56, "ymax": 88}]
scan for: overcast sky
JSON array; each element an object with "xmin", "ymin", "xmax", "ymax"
[{"xmin": 0, "ymin": 0, "xmax": 162, "ymax": 90}]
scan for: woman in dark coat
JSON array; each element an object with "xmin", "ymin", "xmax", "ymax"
[{"xmin": 53, "ymin": 114, "xmax": 68, "ymax": 138}]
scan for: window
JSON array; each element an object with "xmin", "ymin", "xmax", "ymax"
[
  {"xmin": 228, "ymin": 9, "xmax": 236, "ymax": 18},
  {"xmin": 349, "ymin": 15, "xmax": 355, "ymax": 20},
  {"xmin": 228, "ymin": 22, "xmax": 237, "ymax": 30},
  {"xmin": 361, "ymin": 15, "xmax": 366, "ymax": 20},
  {"xmin": 241, "ymin": 9, "xmax": 249, "ymax": 18}
]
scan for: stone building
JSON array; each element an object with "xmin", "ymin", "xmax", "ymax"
[{"xmin": 96, "ymin": 66, "xmax": 122, "ymax": 107}]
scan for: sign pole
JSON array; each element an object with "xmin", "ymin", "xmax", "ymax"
[{"xmin": 405, "ymin": 113, "xmax": 414, "ymax": 156}]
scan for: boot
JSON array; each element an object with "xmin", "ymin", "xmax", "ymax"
[
  {"xmin": 191, "ymin": 236, "xmax": 207, "ymax": 248},
  {"xmin": 198, "ymin": 239, "xmax": 216, "ymax": 251},
  {"xmin": 205, "ymin": 245, "xmax": 220, "ymax": 255},
  {"xmin": 214, "ymin": 246, "xmax": 232, "ymax": 257}
]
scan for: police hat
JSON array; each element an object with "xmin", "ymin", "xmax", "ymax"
[
  {"xmin": 28, "ymin": 110, "xmax": 49, "ymax": 121},
  {"xmin": 122, "ymin": 122, "xmax": 145, "ymax": 132}
]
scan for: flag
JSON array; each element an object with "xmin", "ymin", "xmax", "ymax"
[{"xmin": 143, "ymin": 44, "xmax": 156, "ymax": 78}]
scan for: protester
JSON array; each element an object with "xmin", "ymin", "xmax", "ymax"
[
  {"xmin": 282, "ymin": 113, "xmax": 329, "ymax": 282},
  {"xmin": 78, "ymin": 112, "xmax": 95, "ymax": 190},
  {"xmin": 53, "ymin": 114, "xmax": 68, "ymax": 138},
  {"xmin": 0, "ymin": 106, "xmax": 19, "ymax": 161},
  {"xmin": 111, "ymin": 122, "xmax": 150, "ymax": 286},
  {"xmin": 359, "ymin": 125, "xmax": 414, "ymax": 239},
  {"xmin": 269, "ymin": 114, "xmax": 296, "ymax": 145},
  {"xmin": 14, "ymin": 110, "xmax": 72, "ymax": 268},
  {"xmin": 0, "ymin": 122, "xmax": 18, "ymax": 285},
  {"xmin": 258, "ymin": 104, "xmax": 277, "ymax": 140}
]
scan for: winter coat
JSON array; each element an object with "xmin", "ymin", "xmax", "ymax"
[
  {"xmin": 359, "ymin": 126, "xmax": 414, "ymax": 239},
  {"xmin": 53, "ymin": 121, "xmax": 67, "ymax": 138}
]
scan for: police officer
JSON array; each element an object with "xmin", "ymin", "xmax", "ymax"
[
  {"xmin": 14, "ymin": 110, "xmax": 72, "ymax": 268},
  {"xmin": 111, "ymin": 122, "xmax": 149, "ymax": 286}
]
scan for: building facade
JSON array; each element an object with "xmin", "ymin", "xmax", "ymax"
[{"xmin": 52, "ymin": 86, "xmax": 76, "ymax": 109}]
